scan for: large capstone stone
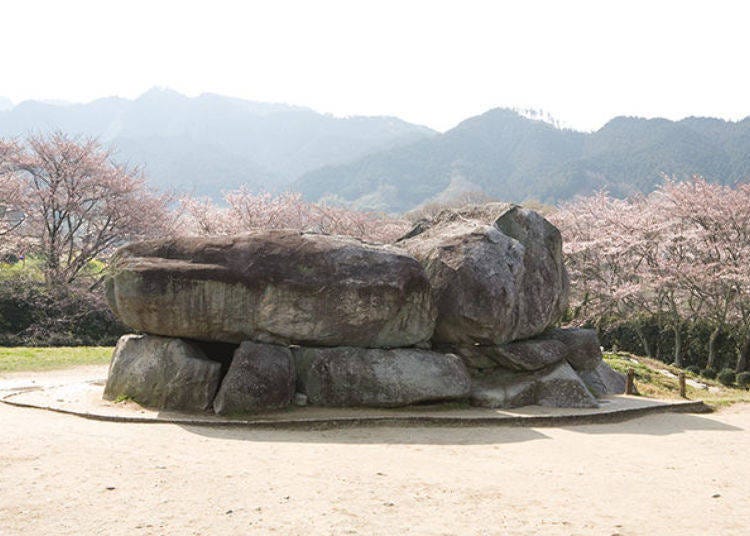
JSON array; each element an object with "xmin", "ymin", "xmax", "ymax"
[
  {"xmin": 293, "ymin": 346, "xmax": 471, "ymax": 407},
  {"xmin": 470, "ymin": 361, "xmax": 598, "ymax": 409},
  {"xmin": 396, "ymin": 204, "xmax": 568, "ymax": 345},
  {"xmin": 578, "ymin": 361, "xmax": 627, "ymax": 397},
  {"xmin": 106, "ymin": 231, "xmax": 436, "ymax": 347},
  {"xmin": 103, "ymin": 334, "xmax": 222, "ymax": 411},
  {"xmin": 212, "ymin": 341, "xmax": 295, "ymax": 415},
  {"xmin": 441, "ymin": 338, "xmax": 568, "ymax": 371},
  {"xmin": 544, "ymin": 328, "xmax": 603, "ymax": 371}
]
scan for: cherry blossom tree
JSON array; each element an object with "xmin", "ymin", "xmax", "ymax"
[
  {"xmin": 661, "ymin": 178, "xmax": 750, "ymax": 370},
  {"xmin": 7, "ymin": 133, "xmax": 175, "ymax": 286},
  {"xmin": 553, "ymin": 177, "xmax": 750, "ymax": 371},
  {"xmin": 0, "ymin": 140, "xmax": 24, "ymax": 239},
  {"xmin": 551, "ymin": 192, "xmax": 669, "ymax": 358},
  {"xmin": 179, "ymin": 188, "xmax": 410, "ymax": 243}
]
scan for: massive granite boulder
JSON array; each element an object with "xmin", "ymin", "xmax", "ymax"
[
  {"xmin": 578, "ymin": 361, "xmax": 627, "ymax": 397},
  {"xmin": 442, "ymin": 338, "xmax": 568, "ymax": 371},
  {"xmin": 106, "ymin": 231, "xmax": 436, "ymax": 348},
  {"xmin": 212, "ymin": 341, "xmax": 296, "ymax": 415},
  {"xmin": 544, "ymin": 328, "xmax": 603, "ymax": 371},
  {"xmin": 103, "ymin": 334, "xmax": 222, "ymax": 412},
  {"xmin": 470, "ymin": 361, "xmax": 599, "ymax": 409},
  {"xmin": 396, "ymin": 203, "xmax": 568, "ymax": 345},
  {"xmin": 443, "ymin": 328, "xmax": 607, "ymax": 373},
  {"xmin": 101, "ymin": 203, "xmax": 618, "ymax": 415},
  {"xmin": 293, "ymin": 346, "xmax": 471, "ymax": 407}
]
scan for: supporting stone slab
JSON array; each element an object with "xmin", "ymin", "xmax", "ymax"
[
  {"xmin": 1, "ymin": 372, "xmax": 712, "ymax": 431},
  {"xmin": 470, "ymin": 361, "xmax": 599, "ymax": 409},
  {"xmin": 212, "ymin": 341, "xmax": 296, "ymax": 415},
  {"xmin": 293, "ymin": 346, "xmax": 471, "ymax": 407},
  {"xmin": 103, "ymin": 334, "xmax": 222, "ymax": 412}
]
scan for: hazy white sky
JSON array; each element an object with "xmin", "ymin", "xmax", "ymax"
[{"xmin": 2, "ymin": 0, "xmax": 749, "ymax": 132}]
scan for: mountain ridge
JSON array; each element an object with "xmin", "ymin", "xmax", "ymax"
[
  {"xmin": 3, "ymin": 90, "xmax": 750, "ymax": 212},
  {"xmin": 0, "ymin": 88, "xmax": 436, "ymax": 198},
  {"xmin": 294, "ymin": 108, "xmax": 750, "ymax": 212}
]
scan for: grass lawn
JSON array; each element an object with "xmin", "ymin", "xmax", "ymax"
[
  {"xmin": 0, "ymin": 346, "xmax": 113, "ymax": 373},
  {"xmin": 605, "ymin": 352, "xmax": 750, "ymax": 408}
]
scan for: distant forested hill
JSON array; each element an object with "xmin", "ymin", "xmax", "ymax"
[
  {"xmin": 4, "ymin": 91, "xmax": 750, "ymax": 212},
  {"xmin": 294, "ymin": 109, "xmax": 750, "ymax": 212},
  {"xmin": 0, "ymin": 89, "xmax": 435, "ymax": 198}
]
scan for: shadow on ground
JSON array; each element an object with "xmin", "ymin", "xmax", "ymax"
[
  {"xmin": 179, "ymin": 423, "xmax": 551, "ymax": 446},
  {"xmin": 179, "ymin": 411, "xmax": 742, "ymax": 446},
  {"xmin": 563, "ymin": 411, "xmax": 743, "ymax": 436}
]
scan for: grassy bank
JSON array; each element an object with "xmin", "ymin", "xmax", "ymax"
[
  {"xmin": 604, "ymin": 352, "xmax": 750, "ymax": 408},
  {"xmin": 0, "ymin": 346, "xmax": 112, "ymax": 373}
]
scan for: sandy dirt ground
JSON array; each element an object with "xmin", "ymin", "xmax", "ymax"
[{"xmin": 1, "ymin": 385, "xmax": 749, "ymax": 535}]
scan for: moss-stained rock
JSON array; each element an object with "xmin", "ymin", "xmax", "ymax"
[
  {"xmin": 103, "ymin": 334, "xmax": 221, "ymax": 411},
  {"xmin": 470, "ymin": 361, "xmax": 598, "ymax": 409},
  {"xmin": 544, "ymin": 328, "xmax": 603, "ymax": 371},
  {"xmin": 578, "ymin": 361, "xmax": 627, "ymax": 397},
  {"xmin": 441, "ymin": 338, "xmax": 568, "ymax": 371},
  {"xmin": 106, "ymin": 231, "xmax": 436, "ymax": 347},
  {"xmin": 293, "ymin": 346, "xmax": 471, "ymax": 407},
  {"xmin": 212, "ymin": 341, "xmax": 296, "ymax": 415},
  {"xmin": 396, "ymin": 204, "xmax": 568, "ymax": 345}
]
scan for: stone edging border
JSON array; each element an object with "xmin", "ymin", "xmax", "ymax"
[{"xmin": 0, "ymin": 391, "xmax": 711, "ymax": 431}]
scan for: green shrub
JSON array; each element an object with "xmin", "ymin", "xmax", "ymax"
[
  {"xmin": 597, "ymin": 316, "xmax": 737, "ymax": 369},
  {"xmin": 737, "ymin": 372, "xmax": 750, "ymax": 389},
  {"xmin": 717, "ymin": 368, "xmax": 736, "ymax": 386},
  {"xmin": 685, "ymin": 365, "xmax": 701, "ymax": 375},
  {"xmin": 701, "ymin": 368, "xmax": 717, "ymax": 379},
  {"xmin": 0, "ymin": 276, "xmax": 125, "ymax": 346}
]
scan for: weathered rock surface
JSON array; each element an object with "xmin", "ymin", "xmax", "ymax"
[
  {"xmin": 212, "ymin": 341, "xmax": 295, "ymax": 415},
  {"xmin": 470, "ymin": 361, "xmax": 598, "ymax": 409},
  {"xmin": 106, "ymin": 231, "xmax": 435, "ymax": 347},
  {"xmin": 578, "ymin": 361, "xmax": 627, "ymax": 397},
  {"xmin": 443, "ymin": 338, "xmax": 568, "ymax": 371},
  {"xmin": 544, "ymin": 328, "xmax": 603, "ymax": 371},
  {"xmin": 534, "ymin": 362, "xmax": 598, "ymax": 408},
  {"xmin": 103, "ymin": 334, "xmax": 222, "ymax": 411},
  {"xmin": 470, "ymin": 368, "xmax": 538, "ymax": 408},
  {"xmin": 101, "ymin": 203, "xmax": 609, "ymax": 414},
  {"xmin": 396, "ymin": 204, "xmax": 568, "ymax": 345},
  {"xmin": 293, "ymin": 346, "xmax": 471, "ymax": 407}
]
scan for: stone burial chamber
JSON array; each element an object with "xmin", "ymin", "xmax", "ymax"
[{"xmin": 103, "ymin": 205, "xmax": 625, "ymax": 415}]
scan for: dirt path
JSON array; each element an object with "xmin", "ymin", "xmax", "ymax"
[{"xmin": 1, "ymin": 393, "xmax": 748, "ymax": 535}]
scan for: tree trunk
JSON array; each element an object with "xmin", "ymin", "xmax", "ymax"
[
  {"xmin": 736, "ymin": 338, "xmax": 750, "ymax": 373},
  {"xmin": 44, "ymin": 243, "xmax": 61, "ymax": 288},
  {"xmin": 635, "ymin": 325, "xmax": 653, "ymax": 358},
  {"xmin": 706, "ymin": 327, "xmax": 721, "ymax": 370},
  {"xmin": 673, "ymin": 325, "xmax": 683, "ymax": 368}
]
